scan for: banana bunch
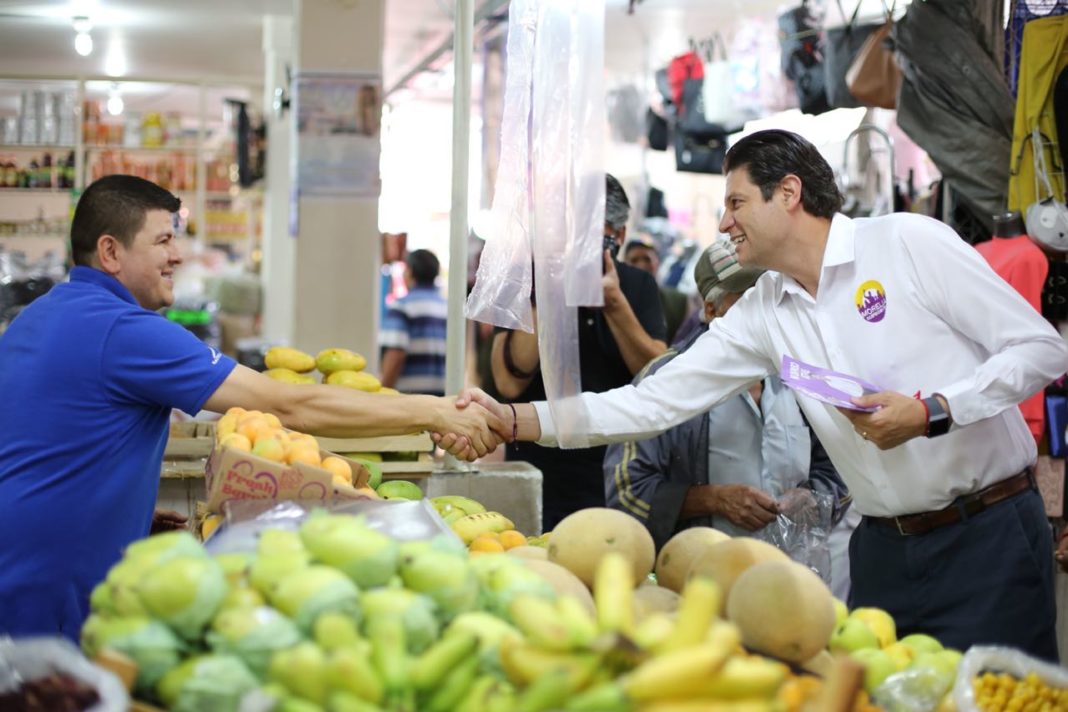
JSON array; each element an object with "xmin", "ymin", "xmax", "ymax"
[
  {"xmin": 429, "ymin": 495, "xmax": 486, "ymax": 525},
  {"xmin": 451, "ymin": 512, "xmax": 515, "ymax": 545},
  {"xmin": 525, "ymin": 531, "xmax": 552, "ymax": 548},
  {"xmin": 479, "ymin": 552, "xmax": 790, "ymax": 712}
]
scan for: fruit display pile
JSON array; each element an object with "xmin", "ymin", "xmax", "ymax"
[
  {"xmin": 262, "ymin": 346, "xmax": 395, "ymax": 394},
  {"xmin": 972, "ymin": 671, "xmax": 1068, "ymax": 711}
]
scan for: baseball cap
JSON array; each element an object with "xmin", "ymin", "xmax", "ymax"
[{"xmin": 693, "ymin": 239, "xmax": 766, "ymax": 303}]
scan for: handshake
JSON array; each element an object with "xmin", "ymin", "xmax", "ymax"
[{"xmin": 429, "ymin": 388, "xmax": 523, "ymax": 461}]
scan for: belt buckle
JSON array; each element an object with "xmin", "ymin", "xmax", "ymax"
[{"xmin": 894, "ymin": 516, "xmax": 911, "ymax": 536}]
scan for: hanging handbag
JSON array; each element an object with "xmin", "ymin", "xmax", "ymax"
[
  {"xmin": 823, "ymin": 1, "xmax": 880, "ymax": 109},
  {"xmin": 1026, "ymin": 127, "xmax": 1068, "ymax": 252},
  {"xmin": 777, "ymin": 1, "xmax": 831, "ymax": 115},
  {"xmin": 845, "ymin": 2, "xmax": 900, "ymax": 109},
  {"xmin": 675, "ymin": 78, "xmax": 729, "ymax": 174},
  {"xmin": 646, "ymin": 107, "xmax": 669, "ymax": 151},
  {"xmin": 700, "ymin": 33, "xmax": 744, "ymax": 130}
]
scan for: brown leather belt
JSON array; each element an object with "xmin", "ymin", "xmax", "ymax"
[{"xmin": 867, "ymin": 469, "xmax": 1036, "ymax": 537}]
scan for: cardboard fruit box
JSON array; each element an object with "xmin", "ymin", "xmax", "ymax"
[{"xmin": 203, "ymin": 442, "xmax": 371, "ymax": 513}]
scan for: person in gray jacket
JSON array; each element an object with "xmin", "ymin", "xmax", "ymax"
[{"xmin": 605, "ymin": 239, "xmax": 858, "ymax": 597}]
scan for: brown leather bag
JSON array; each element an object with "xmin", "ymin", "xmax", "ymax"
[{"xmin": 845, "ymin": 14, "xmax": 901, "ymax": 109}]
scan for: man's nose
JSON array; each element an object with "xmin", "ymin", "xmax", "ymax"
[{"xmin": 718, "ymin": 212, "xmax": 734, "ymax": 233}]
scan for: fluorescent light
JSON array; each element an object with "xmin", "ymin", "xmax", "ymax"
[
  {"xmin": 106, "ymin": 92, "xmax": 124, "ymax": 116},
  {"xmin": 74, "ymin": 31, "xmax": 93, "ymax": 56},
  {"xmin": 104, "ymin": 43, "xmax": 127, "ymax": 77}
]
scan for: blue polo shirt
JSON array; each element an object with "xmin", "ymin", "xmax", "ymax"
[{"xmin": 0, "ymin": 266, "xmax": 235, "ymax": 640}]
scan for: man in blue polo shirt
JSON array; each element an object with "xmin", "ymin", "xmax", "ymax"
[{"xmin": 0, "ymin": 175, "xmax": 504, "ymax": 641}]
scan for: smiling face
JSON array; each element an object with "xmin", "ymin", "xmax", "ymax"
[
  {"xmin": 109, "ymin": 209, "xmax": 182, "ymax": 310},
  {"xmin": 719, "ymin": 165, "xmax": 790, "ymax": 270}
]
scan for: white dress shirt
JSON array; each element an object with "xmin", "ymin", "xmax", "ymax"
[{"xmin": 534, "ymin": 213, "xmax": 1068, "ymax": 517}]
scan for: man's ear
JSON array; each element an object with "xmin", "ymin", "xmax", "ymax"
[
  {"xmin": 779, "ymin": 175, "xmax": 803, "ymax": 211},
  {"xmin": 96, "ymin": 234, "xmax": 123, "ymax": 274}
]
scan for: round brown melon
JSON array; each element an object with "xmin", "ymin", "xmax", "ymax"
[
  {"xmin": 655, "ymin": 527, "xmax": 731, "ymax": 593},
  {"xmin": 726, "ymin": 560, "xmax": 837, "ymax": 664},
  {"xmin": 520, "ymin": 558, "xmax": 596, "ymax": 616},
  {"xmin": 686, "ymin": 537, "xmax": 789, "ymax": 611},
  {"xmin": 547, "ymin": 508, "xmax": 655, "ymax": 588},
  {"xmin": 633, "ymin": 583, "xmax": 681, "ymax": 622}
]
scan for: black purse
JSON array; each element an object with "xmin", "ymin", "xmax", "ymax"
[
  {"xmin": 778, "ymin": 1, "xmax": 831, "ymax": 115},
  {"xmin": 674, "ymin": 78, "xmax": 729, "ymax": 174},
  {"xmin": 646, "ymin": 108, "xmax": 670, "ymax": 151},
  {"xmin": 823, "ymin": 0, "xmax": 881, "ymax": 109}
]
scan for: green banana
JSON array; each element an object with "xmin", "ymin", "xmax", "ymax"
[
  {"xmin": 656, "ymin": 575, "xmax": 720, "ymax": 653},
  {"xmin": 423, "ymin": 654, "xmax": 480, "ymax": 712},
  {"xmin": 367, "ymin": 617, "xmax": 409, "ymax": 697},
  {"xmin": 621, "ymin": 640, "xmax": 736, "ymax": 701},
  {"xmin": 515, "ymin": 668, "xmax": 574, "ymax": 712},
  {"xmin": 564, "ymin": 681, "xmax": 632, "ymax": 711},
  {"xmin": 509, "ymin": 594, "xmax": 576, "ymax": 651},
  {"xmin": 499, "ymin": 637, "xmax": 600, "ymax": 688},
  {"xmin": 326, "ymin": 691, "xmax": 384, "ymax": 712},
  {"xmin": 431, "ymin": 495, "xmax": 487, "ymax": 515},
  {"xmin": 315, "ymin": 612, "xmax": 366, "ymax": 652},
  {"xmin": 410, "ymin": 629, "xmax": 478, "ymax": 690},
  {"xmin": 483, "ymin": 682, "xmax": 519, "ymax": 712},
  {"xmin": 594, "ymin": 552, "xmax": 635, "ymax": 635},
  {"xmin": 453, "ymin": 674, "xmax": 498, "ymax": 712},
  {"xmin": 325, "ymin": 646, "xmax": 384, "ymax": 704},
  {"xmin": 451, "ymin": 512, "xmax": 516, "ymax": 544}
]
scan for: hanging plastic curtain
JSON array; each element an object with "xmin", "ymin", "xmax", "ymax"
[{"xmin": 465, "ymin": 0, "xmax": 605, "ymax": 448}]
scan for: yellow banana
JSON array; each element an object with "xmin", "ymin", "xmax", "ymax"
[
  {"xmin": 640, "ymin": 701, "xmax": 773, "ymax": 712},
  {"xmin": 595, "ymin": 552, "xmax": 636, "ymax": 635},
  {"xmin": 621, "ymin": 640, "xmax": 735, "ymax": 701},
  {"xmin": 431, "ymin": 495, "xmax": 487, "ymax": 515},
  {"xmin": 655, "ymin": 575, "xmax": 720, "ymax": 653},
  {"xmin": 633, "ymin": 612, "xmax": 675, "ymax": 651},
  {"xmin": 555, "ymin": 595, "xmax": 598, "ymax": 649},
  {"xmin": 499, "ymin": 637, "xmax": 600, "ymax": 688},
  {"xmin": 564, "ymin": 681, "xmax": 631, "ymax": 711},
  {"xmin": 706, "ymin": 620, "xmax": 743, "ymax": 651},
  {"xmin": 452, "ymin": 512, "xmax": 516, "ymax": 544},
  {"xmin": 367, "ymin": 617, "xmax": 409, "ymax": 696},
  {"xmin": 509, "ymin": 595, "xmax": 576, "ymax": 651},
  {"xmin": 410, "ymin": 629, "xmax": 478, "ymax": 690},
  {"xmin": 697, "ymin": 655, "xmax": 788, "ymax": 700},
  {"xmin": 325, "ymin": 646, "xmax": 384, "ymax": 704}
]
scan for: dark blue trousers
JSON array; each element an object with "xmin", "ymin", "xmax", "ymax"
[{"xmin": 848, "ymin": 488, "xmax": 1058, "ymax": 663}]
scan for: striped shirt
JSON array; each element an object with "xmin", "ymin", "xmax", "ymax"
[{"xmin": 379, "ymin": 285, "xmax": 448, "ymax": 395}]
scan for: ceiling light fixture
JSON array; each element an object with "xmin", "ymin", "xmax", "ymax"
[
  {"xmin": 106, "ymin": 84, "xmax": 124, "ymax": 116},
  {"xmin": 72, "ymin": 16, "xmax": 93, "ymax": 56}
]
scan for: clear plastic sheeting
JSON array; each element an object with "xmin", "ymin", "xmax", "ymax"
[
  {"xmin": 0, "ymin": 637, "xmax": 129, "ymax": 712},
  {"xmin": 754, "ymin": 488, "xmax": 835, "ymax": 584},
  {"xmin": 466, "ymin": 0, "xmax": 606, "ymax": 448}
]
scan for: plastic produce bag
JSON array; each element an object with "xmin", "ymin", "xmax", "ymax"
[
  {"xmin": 203, "ymin": 498, "xmax": 459, "ymax": 555},
  {"xmin": 755, "ymin": 488, "xmax": 835, "ymax": 583},
  {"xmin": 0, "ymin": 636, "xmax": 129, "ymax": 712},
  {"xmin": 873, "ymin": 666, "xmax": 955, "ymax": 712},
  {"xmin": 952, "ymin": 645, "xmax": 1068, "ymax": 711}
]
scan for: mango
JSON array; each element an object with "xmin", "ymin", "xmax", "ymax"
[
  {"xmin": 265, "ymin": 347, "xmax": 316, "ymax": 373},
  {"xmin": 264, "ymin": 368, "xmax": 308, "ymax": 384},
  {"xmin": 316, "ymin": 348, "xmax": 367, "ymax": 375},
  {"xmin": 325, "ymin": 370, "xmax": 381, "ymax": 392}
]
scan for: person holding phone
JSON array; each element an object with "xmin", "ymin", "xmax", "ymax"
[{"xmin": 490, "ymin": 174, "xmax": 667, "ymax": 530}]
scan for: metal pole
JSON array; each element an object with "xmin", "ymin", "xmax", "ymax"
[{"xmin": 443, "ymin": 0, "xmax": 474, "ymax": 469}]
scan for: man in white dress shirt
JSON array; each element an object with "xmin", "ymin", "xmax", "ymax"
[{"xmin": 450, "ymin": 130, "xmax": 1067, "ymax": 660}]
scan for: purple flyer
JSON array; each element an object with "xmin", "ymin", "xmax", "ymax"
[{"xmin": 780, "ymin": 355, "xmax": 881, "ymax": 412}]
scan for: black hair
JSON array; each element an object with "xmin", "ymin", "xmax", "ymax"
[
  {"xmin": 70, "ymin": 175, "xmax": 181, "ymax": 267},
  {"xmin": 605, "ymin": 174, "xmax": 631, "ymax": 230},
  {"xmin": 623, "ymin": 241, "xmax": 658, "ymax": 258},
  {"xmin": 407, "ymin": 249, "xmax": 440, "ymax": 287},
  {"xmin": 723, "ymin": 129, "xmax": 843, "ymax": 219}
]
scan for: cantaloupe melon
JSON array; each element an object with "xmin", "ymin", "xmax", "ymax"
[
  {"xmin": 686, "ymin": 537, "xmax": 788, "ymax": 611},
  {"xmin": 655, "ymin": 527, "xmax": 731, "ymax": 593},
  {"xmin": 520, "ymin": 559, "xmax": 595, "ymax": 616},
  {"xmin": 726, "ymin": 560, "xmax": 836, "ymax": 664},
  {"xmin": 547, "ymin": 508, "xmax": 655, "ymax": 588},
  {"xmin": 506, "ymin": 546, "xmax": 549, "ymax": 561},
  {"xmin": 633, "ymin": 583, "xmax": 681, "ymax": 622}
]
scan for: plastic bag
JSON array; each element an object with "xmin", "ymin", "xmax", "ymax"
[
  {"xmin": 204, "ymin": 498, "xmax": 459, "ymax": 555},
  {"xmin": 755, "ymin": 488, "xmax": 835, "ymax": 583},
  {"xmin": 873, "ymin": 666, "xmax": 955, "ymax": 712},
  {"xmin": 0, "ymin": 637, "xmax": 129, "ymax": 712},
  {"xmin": 952, "ymin": 645, "xmax": 1068, "ymax": 711}
]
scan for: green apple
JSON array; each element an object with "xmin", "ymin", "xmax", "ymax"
[
  {"xmin": 899, "ymin": 633, "xmax": 943, "ymax": 656},
  {"xmin": 833, "ymin": 598, "xmax": 849, "ymax": 627},
  {"xmin": 849, "ymin": 607, "xmax": 897, "ymax": 648},
  {"xmin": 850, "ymin": 647, "xmax": 899, "ymax": 695},
  {"xmin": 829, "ymin": 617, "xmax": 880, "ymax": 654},
  {"xmin": 883, "ymin": 641, "xmax": 915, "ymax": 671}
]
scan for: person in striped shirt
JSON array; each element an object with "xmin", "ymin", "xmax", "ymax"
[{"xmin": 380, "ymin": 249, "xmax": 449, "ymax": 396}]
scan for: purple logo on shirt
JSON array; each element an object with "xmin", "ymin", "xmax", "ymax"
[{"xmin": 854, "ymin": 280, "xmax": 887, "ymax": 323}]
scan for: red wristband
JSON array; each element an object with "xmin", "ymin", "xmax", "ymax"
[
  {"xmin": 918, "ymin": 396, "xmax": 930, "ymax": 437},
  {"xmin": 508, "ymin": 403, "xmax": 518, "ymax": 444}
]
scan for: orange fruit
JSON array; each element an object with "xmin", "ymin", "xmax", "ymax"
[
  {"xmin": 236, "ymin": 410, "xmax": 264, "ymax": 425},
  {"xmin": 499, "ymin": 530, "xmax": 527, "ymax": 550},
  {"xmin": 251, "ymin": 437, "xmax": 286, "ymax": 462},
  {"xmin": 225, "ymin": 406, "xmax": 246, "ymax": 418},
  {"xmin": 321, "ymin": 456, "xmax": 352, "ymax": 483},
  {"xmin": 215, "ymin": 412, "xmax": 239, "ymax": 440},
  {"xmin": 469, "ymin": 537, "xmax": 505, "ymax": 554},
  {"xmin": 218, "ymin": 433, "xmax": 252, "ymax": 452},
  {"xmin": 237, "ymin": 418, "xmax": 272, "ymax": 444},
  {"xmin": 287, "ymin": 445, "xmax": 322, "ymax": 468},
  {"xmin": 263, "ymin": 412, "xmax": 282, "ymax": 429}
]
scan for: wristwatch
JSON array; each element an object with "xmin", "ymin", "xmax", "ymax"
[{"xmin": 923, "ymin": 396, "xmax": 952, "ymax": 437}]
